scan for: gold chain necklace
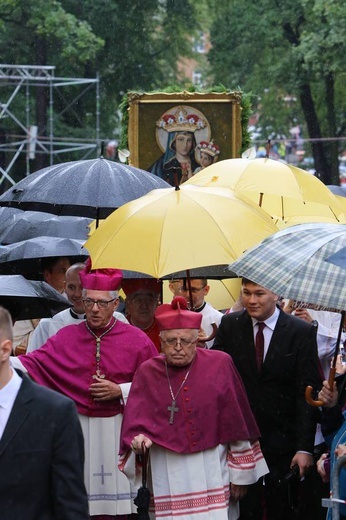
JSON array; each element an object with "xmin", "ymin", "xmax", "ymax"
[
  {"xmin": 85, "ymin": 318, "xmax": 116, "ymax": 379},
  {"xmin": 165, "ymin": 356, "xmax": 196, "ymax": 425}
]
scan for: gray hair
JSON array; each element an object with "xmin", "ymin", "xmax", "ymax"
[{"xmin": 82, "ymin": 289, "xmax": 119, "ymax": 299}]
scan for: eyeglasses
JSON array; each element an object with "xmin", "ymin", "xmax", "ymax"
[
  {"xmin": 178, "ymin": 286, "xmax": 206, "ymax": 294},
  {"xmin": 161, "ymin": 337, "xmax": 197, "ymax": 348},
  {"xmin": 82, "ymin": 298, "xmax": 117, "ymax": 309}
]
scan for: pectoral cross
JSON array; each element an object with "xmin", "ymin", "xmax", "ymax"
[{"xmin": 167, "ymin": 400, "xmax": 179, "ymax": 424}]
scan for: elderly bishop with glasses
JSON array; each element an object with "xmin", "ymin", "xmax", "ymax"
[
  {"xmin": 119, "ymin": 296, "xmax": 268, "ymax": 520},
  {"xmin": 11, "ymin": 258, "xmax": 158, "ymax": 520}
]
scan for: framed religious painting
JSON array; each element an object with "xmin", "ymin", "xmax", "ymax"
[{"xmin": 127, "ymin": 91, "xmax": 243, "ymax": 186}]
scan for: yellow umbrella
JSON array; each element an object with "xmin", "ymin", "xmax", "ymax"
[
  {"xmin": 85, "ymin": 185, "xmax": 278, "ymax": 279},
  {"xmin": 184, "ymin": 158, "xmax": 344, "ymax": 222},
  {"xmin": 272, "ymin": 199, "xmax": 345, "ymax": 228}
]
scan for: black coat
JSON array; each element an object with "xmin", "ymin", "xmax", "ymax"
[
  {"xmin": 212, "ymin": 309, "xmax": 321, "ymax": 460},
  {"xmin": 0, "ymin": 371, "xmax": 89, "ymax": 520}
]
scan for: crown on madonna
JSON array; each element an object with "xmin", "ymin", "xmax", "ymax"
[{"xmin": 156, "ymin": 106, "xmax": 206, "ymax": 133}]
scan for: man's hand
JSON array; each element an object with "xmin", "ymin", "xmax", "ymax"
[
  {"xmin": 229, "ymin": 483, "xmax": 247, "ymax": 503},
  {"xmin": 131, "ymin": 434, "xmax": 152, "ymax": 454},
  {"xmin": 283, "ymin": 299, "xmax": 295, "ymax": 314},
  {"xmin": 294, "ymin": 307, "xmax": 313, "ymax": 323},
  {"xmin": 291, "ymin": 452, "xmax": 314, "ymax": 478},
  {"xmin": 318, "ymin": 379, "xmax": 338, "ymax": 408},
  {"xmin": 89, "ymin": 377, "xmax": 122, "ymax": 401}
]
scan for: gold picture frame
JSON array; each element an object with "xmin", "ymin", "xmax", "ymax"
[{"xmin": 127, "ymin": 91, "xmax": 242, "ymax": 185}]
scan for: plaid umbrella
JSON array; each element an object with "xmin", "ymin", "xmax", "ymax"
[{"xmin": 229, "ymin": 222, "xmax": 346, "ymax": 311}]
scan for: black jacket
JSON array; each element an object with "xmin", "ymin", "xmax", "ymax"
[
  {"xmin": 212, "ymin": 309, "xmax": 321, "ymax": 459},
  {"xmin": 0, "ymin": 371, "xmax": 89, "ymax": 519}
]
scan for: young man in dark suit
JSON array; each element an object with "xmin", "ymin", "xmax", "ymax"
[
  {"xmin": 212, "ymin": 278, "xmax": 321, "ymax": 520},
  {"xmin": 0, "ymin": 306, "xmax": 89, "ymax": 520}
]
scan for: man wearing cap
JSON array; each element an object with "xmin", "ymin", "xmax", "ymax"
[
  {"xmin": 119, "ymin": 296, "xmax": 268, "ymax": 520},
  {"xmin": 122, "ymin": 278, "xmax": 161, "ymax": 353},
  {"xmin": 11, "ymin": 259, "xmax": 158, "ymax": 519},
  {"xmin": 27, "ymin": 262, "xmax": 128, "ymax": 352}
]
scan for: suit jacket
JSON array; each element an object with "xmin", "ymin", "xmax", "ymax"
[
  {"xmin": 213, "ymin": 309, "xmax": 321, "ymax": 461},
  {"xmin": 0, "ymin": 371, "xmax": 89, "ymax": 520}
]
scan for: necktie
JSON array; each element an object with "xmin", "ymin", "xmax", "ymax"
[{"xmin": 255, "ymin": 322, "xmax": 265, "ymax": 369}]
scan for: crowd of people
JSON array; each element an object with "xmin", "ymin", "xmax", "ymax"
[{"xmin": 1, "ymin": 256, "xmax": 345, "ymax": 520}]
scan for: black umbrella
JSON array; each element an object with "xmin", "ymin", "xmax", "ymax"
[
  {"xmin": 0, "ymin": 237, "xmax": 89, "ymax": 275},
  {"xmin": 0, "ymin": 158, "xmax": 170, "ymax": 219},
  {"xmin": 163, "ymin": 264, "xmax": 238, "ymax": 280},
  {"xmin": 0, "ymin": 275, "xmax": 71, "ymax": 321},
  {"xmin": 0, "ymin": 206, "xmax": 24, "ymax": 225},
  {"xmin": 0, "ymin": 211, "xmax": 92, "ymax": 244}
]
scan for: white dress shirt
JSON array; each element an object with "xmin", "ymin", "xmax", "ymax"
[
  {"xmin": 251, "ymin": 306, "xmax": 280, "ymax": 361},
  {"xmin": 0, "ymin": 368, "xmax": 22, "ymax": 440}
]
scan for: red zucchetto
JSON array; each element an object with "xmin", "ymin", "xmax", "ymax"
[{"xmin": 155, "ymin": 296, "xmax": 202, "ymax": 331}]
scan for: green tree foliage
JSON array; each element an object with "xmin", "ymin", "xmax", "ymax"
[
  {"xmin": 62, "ymin": 0, "xmax": 200, "ymax": 136},
  {"xmin": 0, "ymin": 0, "xmax": 103, "ymax": 69},
  {"xmin": 207, "ymin": 0, "xmax": 346, "ymax": 183},
  {"xmin": 0, "ymin": 0, "xmax": 201, "ymax": 168}
]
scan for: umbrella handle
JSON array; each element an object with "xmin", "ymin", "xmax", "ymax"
[
  {"xmin": 305, "ymin": 367, "xmax": 336, "ymax": 407},
  {"xmin": 198, "ymin": 323, "xmax": 218, "ymax": 344},
  {"xmin": 141, "ymin": 441, "xmax": 149, "ymax": 488}
]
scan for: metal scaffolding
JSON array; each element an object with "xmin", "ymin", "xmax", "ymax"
[{"xmin": 0, "ymin": 64, "xmax": 100, "ymax": 187}]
